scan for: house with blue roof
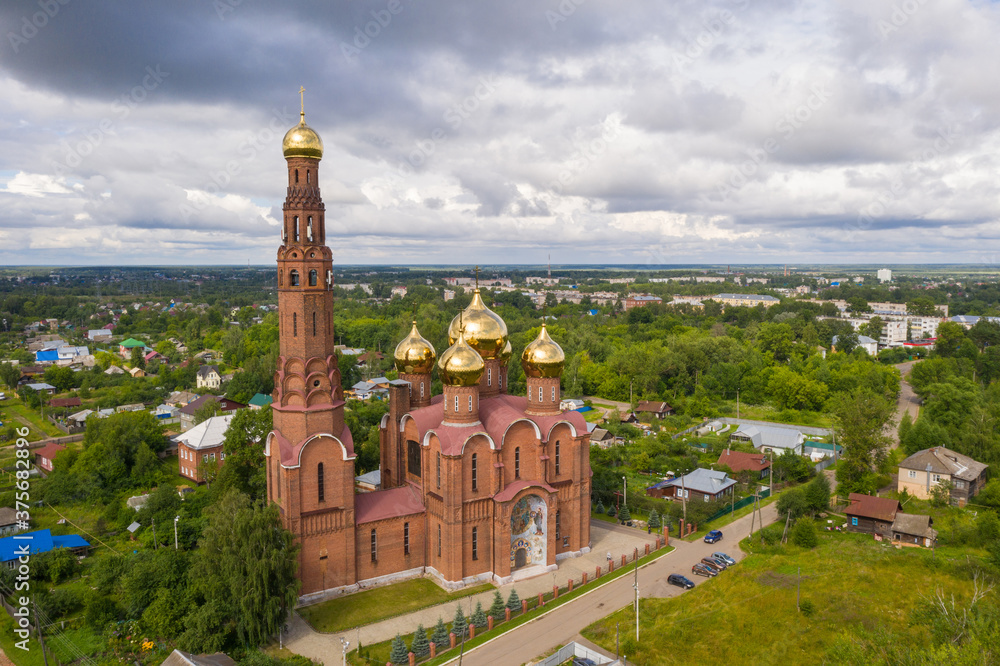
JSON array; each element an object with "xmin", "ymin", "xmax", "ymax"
[
  {"xmin": 0, "ymin": 529, "xmax": 90, "ymax": 568},
  {"xmin": 248, "ymin": 393, "xmax": 273, "ymax": 410}
]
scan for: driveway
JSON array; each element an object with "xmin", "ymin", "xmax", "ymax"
[{"xmin": 889, "ymin": 361, "xmax": 921, "ymax": 449}]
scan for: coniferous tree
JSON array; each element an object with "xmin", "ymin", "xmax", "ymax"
[
  {"xmin": 389, "ymin": 634, "xmax": 409, "ymax": 664},
  {"xmin": 648, "ymin": 508, "xmax": 661, "ymax": 529},
  {"xmin": 619, "ymin": 505, "xmax": 631, "ymax": 522},
  {"xmin": 506, "ymin": 589, "xmax": 521, "ymax": 612},
  {"xmin": 488, "ymin": 591, "xmax": 506, "ymax": 621},
  {"xmin": 431, "ymin": 616, "xmax": 450, "ymax": 647},
  {"xmin": 411, "ymin": 624, "xmax": 430, "ymax": 658},
  {"xmin": 471, "ymin": 601, "xmax": 488, "ymax": 628},
  {"xmin": 596, "ymin": 498, "xmax": 605, "ymax": 514},
  {"xmin": 452, "ymin": 605, "xmax": 468, "ymax": 637}
]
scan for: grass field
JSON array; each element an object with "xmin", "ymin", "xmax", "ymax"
[
  {"xmin": 0, "ymin": 401, "xmax": 64, "ymax": 440},
  {"xmin": 582, "ymin": 527, "xmax": 991, "ymax": 664},
  {"xmin": 299, "ymin": 578, "xmax": 494, "ymax": 634}
]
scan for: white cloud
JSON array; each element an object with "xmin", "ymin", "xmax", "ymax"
[{"xmin": 3, "ymin": 172, "xmax": 72, "ymax": 197}]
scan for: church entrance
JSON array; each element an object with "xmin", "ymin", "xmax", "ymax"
[{"xmin": 509, "ymin": 494, "xmax": 546, "ymax": 571}]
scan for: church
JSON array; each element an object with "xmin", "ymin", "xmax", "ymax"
[{"xmin": 264, "ymin": 102, "xmax": 592, "ymax": 602}]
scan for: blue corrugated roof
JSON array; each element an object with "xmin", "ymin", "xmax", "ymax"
[
  {"xmin": 0, "ymin": 529, "xmax": 89, "ymax": 563},
  {"xmin": 35, "ymin": 350, "xmax": 59, "ymax": 362}
]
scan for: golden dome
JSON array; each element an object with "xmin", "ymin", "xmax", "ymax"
[
  {"xmin": 438, "ymin": 330, "xmax": 485, "ymax": 387},
  {"xmin": 498, "ymin": 340, "xmax": 513, "ymax": 366},
  {"xmin": 521, "ymin": 323, "xmax": 565, "ymax": 378},
  {"xmin": 394, "ymin": 321, "xmax": 436, "ymax": 374},
  {"xmin": 447, "ymin": 289, "xmax": 508, "ymax": 360},
  {"xmin": 282, "ymin": 113, "xmax": 324, "ymax": 160}
]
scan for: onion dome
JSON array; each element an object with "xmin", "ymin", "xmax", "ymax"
[
  {"xmin": 394, "ymin": 321, "xmax": 436, "ymax": 374},
  {"xmin": 438, "ymin": 330, "xmax": 485, "ymax": 387},
  {"xmin": 447, "ymin": 289, "xmax": 508, "ymax": 359},
  {"xmin": 498, "ymin": 340, "xmax": 513, "ymax": 366},
  {"xmin": 521, "ymin": 323, "xmax": 565, "ymax": 378},
  {"xmin": 282, "ymin": 112, "xmax": 324, "ymax": 160}
]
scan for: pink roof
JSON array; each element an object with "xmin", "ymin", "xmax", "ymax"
[
  {"xmin": 718, "ymin": 449, "xmax": 771, "ymax": 472},
  {"xmin": 355, "ymin": 484, "xmax": 425, "ymax": 524},
  {"xmin": 35, "ymin": 443, "xmax": 66, "ymax": 461},
  {"xmin": 493, "ymin": 479, "xmax": 557, "ymax": 503},
  {"xmin": 272, "ymin": 423, "xmax": 355, "ymax": 467},
  {"xmin": 406, "ymin": 394, "xmax": 588, "ymax": 456}
]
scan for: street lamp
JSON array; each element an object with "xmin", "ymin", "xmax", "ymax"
[
  {"xmin": 339, "ymin": 637, "xmax": 350, "ymax": 666},
  {"xmin": 173, "ymin": 515, "xmax": 180, "ymax": 550}
]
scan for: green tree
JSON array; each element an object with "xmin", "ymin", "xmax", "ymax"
[
  {"xmin": 488, "ymin": 590, "xmax": 506, "ymax": 622},
  {"xmin": 906, "ymin": 296, "xmax": 938, "ymax": 317},
  {"xmin": 776, "ymin": 487, "xmax": 808, "ymax": 520},
  {"xmin": 833, "ymin": 387, "xmax": 895, "ymax": 493},
  {"xmin": 131, "ymin": 346, "xmax": 146, "ymax": 370},
  {"xmin": 619, "ymin": 505, "xmax": 632, "ymax": 522},
  {"xmin": 389, "ymin": 635, "xmax": 409, "ymax": 664},
  {"xmin": 506, "ymin": 589, "xmax": 521, "ymax": 612},
  {"xmin": 187, "ymin": 489, "xmax": 299, "ymax": 648},
  {"xmin": 411, "ymin": 625, "xmax": 430, "ymax": 658},
  {"xmin": 804, "ymin": 473, "xmax": 831, "ymax": 514},
  {"xmin": 452, "ymin": 605, "xmax": 468, "ymax": 638},
  {"xmin": 859, "ymin": 316, "xmax": 884, "ymax": 341},
  {"xmin": 595, "ymin": 499, "xmax": 605, "ymax": 514},
  {"xmin": 431, "ymin": 616, "xmax": 450, "ymax": 647},
  {"xmin": 193, "ymin": 398, "xmax": 224, "ymax": 425},
  {"xmin": 791, "ymin": 519, "xmax": 818, "ymax": 548},
  {"xmin": 0, "ymin": 362, "xmax": 20, "ymax": 389},
  {"xmin": 648, "ymin": 508, "xmax": 661, "ymax": 530},
  {"xmin": 216, "ymin": 406, "xmax": 271, "ymax": 501},
  {"xmin": 471, "ymin": 601, "xmax": 488, "ymax": 628}
]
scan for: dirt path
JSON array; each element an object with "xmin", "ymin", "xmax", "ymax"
[{"xmin": 889, "ymin": 361, "xmax": 921, "ymax": 449}]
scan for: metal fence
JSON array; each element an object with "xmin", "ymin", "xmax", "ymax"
[{"xmin": 706, "ymin": 488, "xmax": 771, "ymax": 523}]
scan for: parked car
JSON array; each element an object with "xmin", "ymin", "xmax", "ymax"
[
  {"xmin": 704, "ymin": 529, "xmax": 723, "ymax": 543},
  {"xmin": 713, "ymin": 552, "xmax": 736, "ymax": 566},
  {"xmin": 700, "ymin": 558, "xmax": 723, "ymax": 573},
  {"xmin": 691, "ymin": 563, "xmax": 718, "ymax": 577},
  {"xmin": 667, "ymin": 574, "xmax": 695, "ymax": 589},
  {"xmin": 573, "ymin": 659, "xmax": 597, "ymax": 666},
  {"xmin": 704, "ymin": 555, "xmax": 729, "ymax": 570}
]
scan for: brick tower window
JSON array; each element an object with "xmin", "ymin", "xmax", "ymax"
[
  {"xmin": 514, "ymin": 447, "xmax": 520, "ymax": 479},
  {"xmin": 404, "ymin": 522, "xmax": 410, "ymax": 555},
  {"xmin": 556, "ymin": 510, "xmax": 561, "ymax": 539},
  {"xmin": 407, "ymin": 440, "xmax": 421, "ymax": 477},
  {"xmin": 437, "ymin": 525, "xmax": 441, "ymax": 558},
  {"xmin": 487, "ymin": 367, "xmax": 491, "ymax": 386},
  {"xmin": 555, "ymin": 441, "xmax": 560, "ymax": 475},
  {"xmin": 293, "ymin": 312, "xmax": 297, "ymax": 337},
  {"xmin": 370, "ymin": 529, "xmax": 377, "ymax": 562},
  {"xmin": 551, "ymin": 386, "xmax": 556, "ymax": 401},
  {"xmin": 468, "ymin": 396, "xmax": 473, "ymax": 412},
  {"xmin": 294, "ymin": 216, "xmax": 300, "ymax": 241},
  {"xmin": 290, "ymin": 270, "xmax": 300, "ymax": 286},
  {"xmin": 472, "ymin": 527, "xmax": 478, "ymax": 560},
  {"xmin": 294, "ymin": 169, "xmax": 299, "ymax": 184},
  {"xmin": 309, "ymin": 269, "xmax": 318, "ymax": 286},
  {"xmin": 454, "ymin": 395, "xmax": 459, "ymax": 412},
  {"xmin": 317, "ymin": 462, "xmax": 324, "ymax": 502},
  {"xmin": 471, "ymin": 453, "xmax": 477, "ymax": 491},
  {"xmin": 538, "ymin": 386, "xmax": 543, "ymax": 402},
  {"xmin": 436, "ymin": 452, "xmax": 441, "ymax": 489}
]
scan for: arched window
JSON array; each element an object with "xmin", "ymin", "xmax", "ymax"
[
  {"xmin": 293, "ymin": 312, "xmax": 297, "ymax": 337},
  {"xmin": 420, "ymin": 382, "xmax": 425, "ymax": 398},
  {"xmin": 404, "ymin": 522, "xmax": 410, "ymax": 555},
  {"xmin": 454, "ymin": 395, "xmax": 459, "ymax": 412},
  {"xmin": 276, "ymin": 460, "xmax": 280, "ymax": 499},
  {"xmin": 294, "ymin": 169, "xmax": 299, "ymax": 184},
  {"xmin": 551, "ymin": 386, "xmax": 556, "ymax": 401},
  {"xmin": 306, "ymin": 169, "xmax": 311, "ymax": 184},
  {"xmin": 472, "ymin": 527, "xmax": 478, "ymax": 560},
  {"xmin": 309, "ymin": 269, "xmax": 318, "ymax": 286},
  {"xmin": 468, "ymin": 396, "xmax": 473, "ymax": 412},
  {"xmin": 538, "ymin": 386, "xmax": 543, "ymax": 402},
  {"xmin": 556, "ymin": 510, "xmax": 561, "ymax": 539},
  {"xmin": 471, "ymin": 453, "xmax": 477, "ymax": 491},
  {"xmin": 487, "ymin": 367, "xmax": 491, "ymax": 386},
  {"xmin": 437, "ymin": 524, "xmax": 442, "ymax": 557},
  {"xmin": 312, "ymin": 311, "xmax": 317, "ymax": 336},
  {"xmin": 514, "ymin": 447, "xmax": 520, "ymax": 479},
  {"xmin": 317, "ymin": 463, "xmax": 325, "ymax": 502},
  {"xmin": 436, "ymin": 452, "xmax": 441, "ymax": 489},
  {"xmin": 370, "ymin": 529, "xmax": 377, "ymax": 562},
  {"xmin": 294, "ymin": 216, "xmax": 300, "ymax": 241},
  {"xmin": 307, "ymin": 216, "xmax": 313, "ymax": 241},
  {"xmin": 555, "ymin": 441, "xmax": 560, "ymax": 475},
  {"xmin": 290, "ymin": 270, "xmax": 300, "ymax": 286}
]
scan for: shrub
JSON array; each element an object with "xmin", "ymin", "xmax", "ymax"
[
  {"xmin": 596, "ymin": 499, "xmax": 605, "ymax": 514},
  {"xmin": 506, "ymin": 589, "xmax": 521, "ymax": 612},
  {"xmin": 800, "ymin": 599, "xmax": 816, "ymax": 617},
  {"xmin": 452, "ymin": 605, "xmax": 468, "ymax": 637},
  {"xmin": 791, "ymin": 520, "xmax": 819, "ymax": 549},
  {"xmin": 431, "ymin": 617, "xmax": 449, "ymax": 647},
  {"xmin": 619, "ymin": 505, "xmax": 632, "ymax": 522},
  {"xmin": 471, "ymin": 601, "xmax": 488, "ymax": 628},
  {"xmin": 648, "ymin": 508, "xmax": 661, "ymax": 530},
  {"xmin": 488, "ymin": 591, "xmax": 506, "ymax": 621}
]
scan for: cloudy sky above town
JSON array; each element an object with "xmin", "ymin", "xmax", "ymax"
[{"xmin": 2, "ymin": 0, "xmax": 999, "ymax": 266}]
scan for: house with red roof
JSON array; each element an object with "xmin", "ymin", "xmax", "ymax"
[
  {"xmin": 717, "ymin": 449, "xmax": 771, "ymax": 480},
  {"xmin": 845, "ymin": 493, "xmax": 901, "ymax": 537},
  {"xmin": 35, "ymin": 442, "xmax": 66, "ymax": 473}
]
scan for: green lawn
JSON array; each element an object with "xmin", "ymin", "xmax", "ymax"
[
  {"xmin": 582, "ymin": 528, "xmax": 990, "ymax": 664},
  {"xmin": 1, "ymin": 401, "xmax": 65, "ymax": 440},
  {"xmin": 299, "ymin": 578, "xmax": 494, "ymax": 634}
]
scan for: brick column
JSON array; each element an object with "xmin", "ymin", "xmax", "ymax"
[
  {"xmin": 596, "ymin": 566, "xmax": 601, "ymax": 579},
  {"xmin": 583, "ymin": 572, "xmax": 588, "ymax": 585},
  {"xmin": 469, "ymin": 625, "xmax": 475, "ymax": 639},
  {"xmin": 408, "ymin": 653, "xmax": 415, "ymax": 666},
  {"xmin": 505, "ymin": 608, "xmax": 511, "ymax": 622},
  {"xmin": 621, "ymin": 554, "xmax": 626, "ymax": 567},
  {"xmin": 430, "ymin": 643, "xmax": 436, "ymax": 658},
  {"xmin": 449, "ymin": 633, "xmax": 456, "ymax": 649},
  {"xmin": 553, "ymin": 585, "xmax": 558, "ymax": 599},
  {"xmin": 521, "ymin": 599, "xmax": 528, "ymax": 614},
  {"xmin": 568, "ymin": 578, "xmax": 574, "ymax": 592},
  {"xmin": 645, "ymin": 543, "xmax": 650, "ymax": 555},
  {"xmin": 488, "ymin": 616, "xmax": 494, "ymax": 631},
  {"xmin": 538, "ymin": 592, "xmax": 544, "ymax": 607}
]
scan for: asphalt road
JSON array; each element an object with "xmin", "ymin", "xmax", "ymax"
[
  {"xmin": 453, "ymin": 503, "xmax": 779, "ymax": 666},
  {"xmin": 890, "ymin": 361, "xmax": 921, "ymax": 449}
]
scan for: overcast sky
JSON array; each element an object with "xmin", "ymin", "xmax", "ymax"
[{"xmin": 2, "ymin": 0, "xmax": 999, "ymax": 267}]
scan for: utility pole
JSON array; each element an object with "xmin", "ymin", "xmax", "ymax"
[
  {"xmin": 151, "ymin": 517, "xmax": 157, "ymax": 549},
  {"xmin": 616, "ymin": 622, "xmax": 620, "ymax": 662},
  {"xmin": 681, "ymin": 472, "xmax": 687, "ymax": 525},
  {"xmin": 796, "ymin": 566, "xmax": 801, "ymax": 612},
  {"xmin": 174, "ymin": 515, "xmax": 180, "ymax": 550}
]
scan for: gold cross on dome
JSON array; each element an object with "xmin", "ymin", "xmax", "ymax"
[
  {"xmin": 299, "ymin": 86, "xmax": 306, "ymax": 117},
  {"xmin": 474, "ymin": 266, "xmax": 480, "ymax": 289}
]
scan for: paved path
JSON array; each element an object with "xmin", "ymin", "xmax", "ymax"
[
  {"xmin": 455, "ymin": 502, "xmax": 780, "ymax": 666},
  {"xmin": 889, "ymin": 361, "xmax": 921, "ymax": 449},
  {"xmin": 283, "ymin": 521, "xmax": 658, "ymax": 663}
]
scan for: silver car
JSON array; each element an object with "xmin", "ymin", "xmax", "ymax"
[{"xmin": 713, "ymin": 552, "xmax": 736, "ymax": 566}]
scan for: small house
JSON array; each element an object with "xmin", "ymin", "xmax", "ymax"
[
  {"xmin": 729, "ymin": 424, "xmax": 805, "ymax": 456},
  {"xmin": 897, "ymin": 447, "xmax": 989, "ymax": 507},
  {"xmin": 34, "ymin": 442, "xmax": 66, "ymax": 473},
  {"xmin": 0, "ymin": 529, "xmax": 90, "ymax": 569},
  {"xmin": 635, "ymin": 400, "xmax": 675, "ymax": 419},
  {"xmin": 845, "ymin": 493, "xmax": 900, "ymax": 537},
  {"xmin": 890, "ymin": 512, "xmax": 937, "ymax": 548},
  {"xmin": 196, "ymin": 365, "xmax": 222, "ymax": 389},
  {"xmin": 717, "ymin": 449, "xmax": 771, "ymax": 480}
]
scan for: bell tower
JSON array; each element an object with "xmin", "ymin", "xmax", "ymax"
[{"xmin": 267, "ymin": 92, "xmax": 357, "ymax": 598}]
